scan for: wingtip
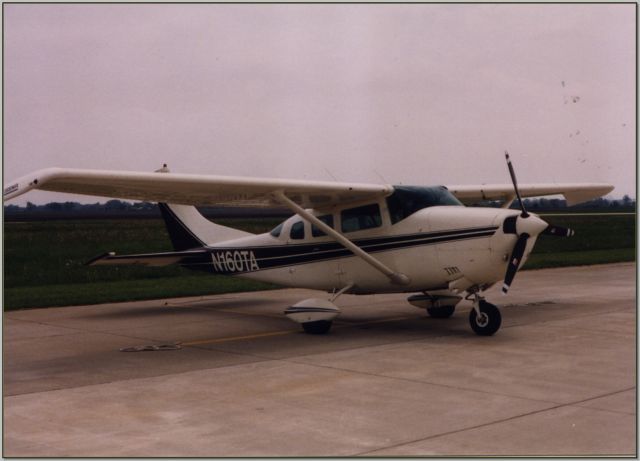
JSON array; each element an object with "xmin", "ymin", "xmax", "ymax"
[{"xmin": 3, "ymin": 167, "xmax": 66, "ymax": 201}]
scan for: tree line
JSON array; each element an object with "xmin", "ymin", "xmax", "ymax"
[
  {"xmin": 4, "ymin": 200, "xmax": 291, "ymax": 221},
  {"xmin": 478, "ymin": 195, "xmax": 635, "ymax": 211},
  {"xmin": 4, "ymin": 195, "xmax": 636, "ymax": 221}
]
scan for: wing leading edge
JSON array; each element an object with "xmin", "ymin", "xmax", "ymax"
[{"xmin": 4, "ymin": 167, "xmax": 392, "ymax": 209}]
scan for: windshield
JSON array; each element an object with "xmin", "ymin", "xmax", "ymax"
[{"xmin": 386, "ymin": 185, "xmax": 463, "ymax": 224}]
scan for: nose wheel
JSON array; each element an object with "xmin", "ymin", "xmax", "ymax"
[{"xmin": 469, "ymin": 299, "xmax": 501, "ymax": 336}]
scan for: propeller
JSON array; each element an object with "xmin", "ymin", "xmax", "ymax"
[
  {"xmin": 501, "ymin": 152, "xmax": 558, "ymax": 294},
  {"xmin": 505, "ymin": 152, "xmax": 528, "ymax": 218},
  {"xmin": 502, "ymin": 232, "xmax": 529, "ymax": 294},
  {"xmin": 542, "ymin": 224, "xmax": 574, "ymax": 237}
]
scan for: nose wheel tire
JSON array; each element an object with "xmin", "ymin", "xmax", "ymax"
[
  {"xmin": 302, "ymin": 320, "xmax": 333, "ymax": 335},
  {"xmin": 469, "ymin": 301, "xmax": 501, "ymax": 336},
  {"xmin": 426, "ymin": 305, "xmax": 456, "ymax": 319}
]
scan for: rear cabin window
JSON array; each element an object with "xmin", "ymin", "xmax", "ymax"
[
  {"xmin": 290, "ymin": 221, "xmax": 305, "ymax": 240},
  {"xmin": 341, "ymin": 204, "xmax": 382, "ymax": 233},
  {"xmin": 311, "ymin": 215, "xmax": 334, "ymax": 237},
  {"xmin": 386, "ymin": 186, "xmax": 463, "ymax": 224}
]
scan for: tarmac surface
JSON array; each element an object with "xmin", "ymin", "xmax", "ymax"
[{"xmin": 3, "ymin": 262, "xmax": 636, "ymax": 456}]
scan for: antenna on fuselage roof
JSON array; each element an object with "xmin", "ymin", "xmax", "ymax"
[
  {"xmin": 373, "ymin": 169, "xmax": 388, "ymax": 184},
  {"xmin": 155, "ymin": 164, "xmax": 170, "ymax": 173},
  {"xmin": 323, "ymin": 167, "xmax": 338, "ymax": 182}
]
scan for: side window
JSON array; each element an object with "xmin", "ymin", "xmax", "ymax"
[
  {"xmin": 341, "ymin": 204, "xmax": 382, "ymax": 233},
  {"xmin": 290, "ymin": 221, "xmax": 305, "ymax": 240},
  {"xmin": 311, "ymin": 215, "xmax": 334, "ymax": 237},
  {"xmin": 270, "ymin": 223, "xmax": 284, "ymax": 237}
]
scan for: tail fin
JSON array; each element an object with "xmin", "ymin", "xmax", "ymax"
[{"xmin": 158, "ymin": 203, "xmax": 252, "ymax": 250}]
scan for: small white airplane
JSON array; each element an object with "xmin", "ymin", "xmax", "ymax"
[{"xmin": 4, "ymin": 153, "xmax": 613, "ymax": 336}]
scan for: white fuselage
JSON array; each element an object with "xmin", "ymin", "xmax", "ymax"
[{"xmin": 208, "ymin": 199, "xmax": 538, "ymax": 295}]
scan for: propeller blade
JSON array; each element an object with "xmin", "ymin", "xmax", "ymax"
[
  {"xmin": 542, "ymin": 224, "xmax": 574, "ymax": 237},
  {"xmin": 502, "ymin": 233, "xmax": 529, "ymax": 294},
  {"xmin": 505, "ymin": 151, "xmax": 529, "ymax": 218}
]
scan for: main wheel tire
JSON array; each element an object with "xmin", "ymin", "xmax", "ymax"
[
  {"xmin": 469, "ymin": 301, "xmax": 501, "ymax": 336},
  {"xmin": 302, "ymin": 320, "xmax": 333, "ymax": 335},
  {"xmin": 426, "ymin": 305, "xmax": 456, "ymax": 319}
]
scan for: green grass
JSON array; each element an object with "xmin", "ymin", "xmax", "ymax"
[
  {"xmin": 527, "ymin": 215, "xmax": 635, "ymax": 254},
  {"xmin": 523, "ymin": 248, "xmax": 635, "ymax": 270},
  {"xmin": 3, "ymin": 218, "xmax": 282, "ymax": 310},
  {"xmin": 4, "ymin": 218, "xmax": 281, "ymax": 287},
  {"xmin": 522, "ymin": 214, "xmax": 635, "ymax": 269},
  {"xmin": 3, "ymin": 214, "xmax": 635, "ymax": 310}
]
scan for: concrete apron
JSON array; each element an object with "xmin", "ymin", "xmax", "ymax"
[{"xmin": 3, "ymin": 263, "xmax": 636, "ymax": 456}]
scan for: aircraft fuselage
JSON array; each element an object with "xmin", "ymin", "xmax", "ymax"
[{"xmin": 196, "ymin": 205, "xmax": 537, "ymax": 295}]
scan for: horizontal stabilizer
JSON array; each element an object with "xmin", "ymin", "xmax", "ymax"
[{"xmin": 86, "ymin": 249, "xmax": 210, "ymax": 267}]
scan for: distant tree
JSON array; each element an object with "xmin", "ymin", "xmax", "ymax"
[
  {"xmin": 45, "ymin": 202, "xmax": 62, "ymax": 211},
  {"xmin": 105, "ymin": 200, "xmax": 128, "ymax": 211},
  {"xmin": 549, "ymin": 199, "xmax": 565, "ymax": 209}
]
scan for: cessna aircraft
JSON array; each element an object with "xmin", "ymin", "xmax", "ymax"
[{"xmin": 4, "ymin": 154, "xmax": 613, "ymax": 336}]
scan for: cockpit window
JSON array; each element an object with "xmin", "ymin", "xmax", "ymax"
[
  {"xmin": 270, "ymin": 223, "xmax": 284, "ymax": 237},
  {"xmin": 341, "ymin": 204, "xmax": 382, "ymax": 233},
  {"xmin": 311, "ymin": 214, "xmax": 334, "ymax": 237},
  {"xmin": 290, "ymin": 221, "xmax": 305, "ymax": 240},
  {"xmin": 386, "ymin": 186, "xmax": 463, "ymax": 224}
]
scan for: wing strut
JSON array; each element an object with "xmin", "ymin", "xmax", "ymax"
[{"xmin": 271, "ymin": 191, "xmax": 411, "ymax": 286}]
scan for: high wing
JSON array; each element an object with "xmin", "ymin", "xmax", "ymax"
[
  {"xmin": 447, "ymin": 183, "xmax": 614, "ymax": 206},
  {"xmin": 3, "ymin": 167, "xmax": 392, "ymax": 209},
  {"xmin": 4, "ymin": 167, "xmax": 613, "ymax": 208},
  {"xmin": 4, "ymin": 166, "xmax": 615, "ymax": 289}
]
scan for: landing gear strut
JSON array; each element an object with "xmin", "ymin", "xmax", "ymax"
[
  {"xmin": 468, "ymin": 294, "xmax": 501, "ymax": 336},
  {"xmin": 284, "ymin": 284, "xmax": 354, "ymax": 335}
]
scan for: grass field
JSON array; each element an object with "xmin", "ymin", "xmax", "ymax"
[{"xmin": 3, "ymin": 214, "xmax": 635, "ymax": 310}]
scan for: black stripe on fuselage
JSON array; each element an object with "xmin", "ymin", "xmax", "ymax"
[{"xmin": 182, "ymin": 225, "xmax": 498, "ymax": 275}]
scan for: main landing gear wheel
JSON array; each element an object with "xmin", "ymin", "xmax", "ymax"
[
  {"xmin": 426, "ymin": 305, "xmax": 456, "ymax": 319},
  {"xmin": 301, "ymin": 320, "xmax": 333, "ymax": 335},
  {"xmin": 469, "ymin": 300, "xmax": 501, "ymax": 336},
  {"xmin": 285, "ymin": 298, "xmax": 340, "ymax": 334}
]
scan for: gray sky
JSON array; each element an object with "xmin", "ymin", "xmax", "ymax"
[{"xmin": 4, "ymin": 3, "xmax": 635, "ymax": 206}]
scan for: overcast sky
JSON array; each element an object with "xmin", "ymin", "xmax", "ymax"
[{"xmin": 3, "ymin": 3, "xmax": 635, "ymax": 205}]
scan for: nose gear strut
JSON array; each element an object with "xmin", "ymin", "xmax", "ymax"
[{"xmin": 468, "ymin": 292, "xmax": 502, "ymax": 336}]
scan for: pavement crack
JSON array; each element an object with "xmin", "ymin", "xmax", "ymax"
[
  {"xmin": 354, "ymin": 387, "xmax": 636, "ymax": 456},
  {"xmin": 280, "ymin": 358, "xmax": 562, "ymax": 406}
]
